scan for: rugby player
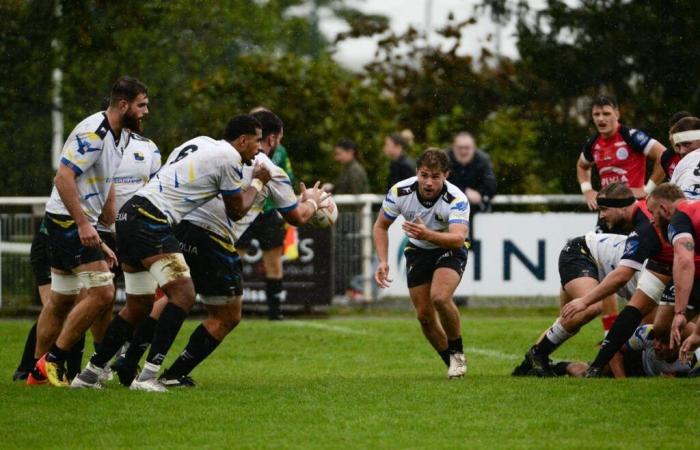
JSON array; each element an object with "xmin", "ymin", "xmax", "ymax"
[
  {"xmin": 235, "ymin": 108, "xmax": 292, "ymax": 321},
  {"xmin": 71, "ymin": 115, "xmax": 271, "ymax": 392},
  {"xmin": 648, "ymin": 112, "xmax": 692, "ymax": 183},
  {"xmin": 668, "ymin": 117, "xmax": 700, "ymax": 199},
  {"xmin": 373, "ymin": 148, "xmax": 470, "ymax": 379},
  {"xmin": 561, "ymin": 184, "xmax": 689, "ymax": 377},
  {"xmin": 512, "ymin": 231, "xmax": 640, "ymax": 377},
  {"xmin": 30, "ymin": 77, "xmax": 149, "ymax": 387}
]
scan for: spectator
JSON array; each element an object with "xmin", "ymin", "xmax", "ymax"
[
  {"xmin": 383, "ymin": 133, "xmax": 416, "ymax": 190},
  {"xmin": 328, "ymin": 138, "xmax": 369, "ymax": 194},
  {"xmin": 447, "ymin": 132, "xmax": 497, "ymax": 212}
]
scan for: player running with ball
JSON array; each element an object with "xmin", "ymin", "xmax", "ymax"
[{"xmin": 373, "ymin": 148, "xmax": 470, "ymax": 378}]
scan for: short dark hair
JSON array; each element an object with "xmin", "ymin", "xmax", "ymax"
[
  {"xmin": 416, "ymin": 148, "xmax": 450, "ymax": 173},
  {"xmin": 649, "ymin": 183, "xmax": 684, "ymax": 202},
  {"xmin": 223, "ymin": 115, "xmax": 261, "ymax": 141},
  {"xmin": 336, "ymin": 138, "xmax": 358, "ymax": 153},
  {"xmin": 110, "ymin": 76, "xmax": 148, "ymax": 106},
  {"xmin": 668, "ymin": 111, "xmax": 692, "ymax": 128},
  {"xmin": 669, "ymin": 116, "xmax": 700, "ymax": 135},
  {"xmin": 591, "ymin": 95, "xmax": 618, "ymax": 110},
  {"xmin": 597, "ymin": 182, "xmax": 633, "ymax": 200},
  {"xmin": 250, "ymin": 110, "xmax": 283, "ymax": 139},
  {"xmin": 100, "ymin": 96, "xmax": 110, "ymax": 110},
  {"xmin": 388, "ymin": 133, "xmax": 408, "ymax": 151}
]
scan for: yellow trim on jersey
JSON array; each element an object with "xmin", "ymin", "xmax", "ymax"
[
  {"xmin": 137, "ymin": 207, "xmax": 168, "ymax": 223},
  {"xmin": 188, "ymin": 161, "xmax": 195, "ymax": 183},
  {"xmin": 208, "ymin": 233, "xmax": 236, "ymax": 253},
  {"xmin": 49, "ymin": 216, "xmax": 75, "ymax": 228},
  {"xmin": 85, "ymin": 176, "xmax": 106, "ymax": 185}
]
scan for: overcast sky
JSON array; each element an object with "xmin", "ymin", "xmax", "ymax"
[{"xmin": 319, "ymin": 0, "xmax": 527, "ymax": 70}]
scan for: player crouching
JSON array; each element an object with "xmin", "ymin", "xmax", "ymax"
[{"xmin": 373, "ymin": 148, "xmax": 470, "ymax": 378}]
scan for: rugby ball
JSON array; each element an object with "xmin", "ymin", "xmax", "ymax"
[{"xmin": 309, "ymin": 196, "xmax": 338, "ymax": 228}]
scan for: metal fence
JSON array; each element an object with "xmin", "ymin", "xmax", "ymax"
[{"xmin": 0, "ymin": 195, "xmax": 585, "ymax": 308}]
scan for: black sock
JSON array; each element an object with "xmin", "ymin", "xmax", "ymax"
[
  {"xmin": 591, "ymin": 305, "xmax": 642, "ymax": 369},
  {"xmin": 93, "ymin": 341, "xmax": 101, "ymax": 353},
  {"xmin": 146, "ymin": 303, "xmax": 188, "ymax": 366},
  {"xmin": 125, "ymin": 316, "xmax": 158, "ymax": 365},
  {"xmin": 165, "ymin": 324, "xmax": 221, "ymax": 377},
  {"xmin": 46, "ymin": 343, "xmax": 70, "ymax": 364},
  {"xmin": 438, "ymin": 349, "xmax": 450, "ymax": 367},
  {"xmin": 16, "ymin": 322, "xmax": 38, "ymax": 372},
  {"xmin": 66, "ymin": 335, "xmax": 85, "ymax": 380},
  {"xmin": 535, "ymin": 336, "xmax": 558, "ymax": 357},
  {"xmin": 552, "ymin": 361, "xmax": 570, "ymax": 376},
  {"xmin": 266, "ymin": 278, "xmax": 283, "ymax": 318},
  {"xmin": 448, "ymin": 336, "xmax": 463, "ymax": 354},
  {"xmin": 90, "ymin": 315, "xmax": 134, "ymax": 368}
]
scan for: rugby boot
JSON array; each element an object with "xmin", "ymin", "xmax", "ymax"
[
  {"xmin": 130, "ymin": 377, "xmax": 167, "ymax": 393},
  {"xmin": 36, "ymin": 353, "xmax": 68, "ymax": 387},
  {"xmin": 70, "ymin": 363, "xmax": 104, "ymax": 389},
  {"xmin": 525, "ymin": 346, "xmax": 555, "ymax": 377},
  {"xmin": 110, "ymin": 356, "xmax": 140, "ymax": 387},
  {"xmin": 12, "ymin": 369, "xmax": 29, "ymax": 382},
  {"xmin": 584, "ymin": 366, "xmax": 602, "ymax": 378},
  {"xmin": 159, "ymin": 373, "xmax": 196, "ymax": 388},
  {"xmin": 26, "ymin": 366, "xmax": 47, "ymax": 386},
  {"xmin": 447, "ymin": 352, "xmax": 467, "ymax": 379},
  {"xmin": 511, "ymin": 351, "xmax": 534, "ymax": 376}
]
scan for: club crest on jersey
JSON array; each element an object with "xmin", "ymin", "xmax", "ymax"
[
  {"xmin": 616, "ymin": 147, "xmax": 629, "ymax": 160},
  {"xmin": 134, "ymin": 152, "xmax": 145, "ymax": 161}
]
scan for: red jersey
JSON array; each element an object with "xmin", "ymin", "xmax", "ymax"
[
  {"xmin": 581, "ymin": 125, "xmax": 658, "ymax": 189},
  {"xmin": 666, "ymin": 200, "xmax": 700, "ymax": 278},
  {"xmin": 660, "ymin": 147, "xmax": 681, "ymax": 179}
]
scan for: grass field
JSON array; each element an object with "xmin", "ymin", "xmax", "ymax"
[{"xmin": 1, "ymin": 308, "xmax": 697, "ymax": 449}]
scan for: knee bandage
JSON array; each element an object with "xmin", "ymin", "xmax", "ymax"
[
  {"xmin": 124, "ymin": 271, "xmax": 158, "ymax": 295},
  {"xmin": 637, "ymin": 269, "xmax": 665, "ymax": 303},
  {"xmin": 51, "ymin": 272, "xmax": 81, "ymax": 295},
  {"xmin": 149, "ymin": 253, "xmax": 191, "ymax": 287},
  {"xmin": 77, "ymin": 271, "xmax": 114, "ymax": 288}
]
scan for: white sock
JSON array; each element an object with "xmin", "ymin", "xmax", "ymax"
[
  {"xmin": 138, "ymin": 362, "xmax": 160, "ymax": 381},
  {"xmin": 545, "ymin": 319, "xmax": 574, "ymax": 345}
]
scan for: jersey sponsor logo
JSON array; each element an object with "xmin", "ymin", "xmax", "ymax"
[
  {"xmin": 667, "ymin": 224, "xmax": 677, "ymax": 242},
  {"xmin": 134, "ymin": 151, "xmax": 145, "ymax": 161},
  {"xmin": 452, "ymin": 201, "xmax": 468, "ymax": 211},
  {"xmin": 616, "ymin": 147, "xmax": 629, "ymax": 160},
  {"xmin": 397, "ymin": 186, "xmax": 414, "ymax": 196},
  {"xmin": 624, "ymin": 237, "xmax": 640, "ymax": 255}
]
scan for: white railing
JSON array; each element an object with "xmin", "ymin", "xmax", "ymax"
[{"xmin": 0, "ymin": 194, "xmax": 587, "ymax": 306}]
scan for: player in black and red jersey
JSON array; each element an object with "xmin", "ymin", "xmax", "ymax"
[
  {"xmin": 649, "ymin": 112, "xmax": 692, "ymax": 183},
  {"xmin": 561, "ymin": 183, "xmax": 679, "ymax": 377},
  {"xmin": 576, "ymin": 95, "xmax": 666, "ymax": 336}
]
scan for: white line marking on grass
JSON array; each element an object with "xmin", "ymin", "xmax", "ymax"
[
  {"xmin": 284, "ymin": 320, "xmax": 372, "ymax": 336},
  {"xmin": 464, "ymin": 347, "xmax": 520, "ymax": 361}
]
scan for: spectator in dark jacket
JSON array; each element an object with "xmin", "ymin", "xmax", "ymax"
[
  {"xmin": 447, "ymin": 132, "xmax": 497, "ymax": 212},
  {"xmin": 383, "ymin": 132, "xmax": 416, "ymax": 190},
  {"xmin": 328, "ymin": 138, "xmax": 370, "ymax": 194}
]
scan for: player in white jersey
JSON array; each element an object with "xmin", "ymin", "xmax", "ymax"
[
  {"xmin": 669, "ymin": 117, "xmax": 700, "ymax": 198},
  {"xmin": 100, "ymin": 111, "xmax": 327, "ymax": 388},
  {"xmin": 373, "ymin": 148, "xmax": 470, "ymax": 379},
  {"xmin": 31, "ymin": 77, "xmax": 150, "ymax": 387},
  {"xmin": 72, "ymin": 115, "xmax": 272, "ymax": 392},
  {"xmin": 513, "ymin": 231, "xmax": 644, "ymax": 377}
]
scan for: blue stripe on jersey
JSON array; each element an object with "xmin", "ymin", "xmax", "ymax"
[
  {"xmin": 84, "ymin": 192, "xmax": 99, "ymax": 200},
  {"xmin": 277, "ymin": 202, "xmax": 298, "ymax": 213},
  {"xmin": 281, "ymin": 180, "xmax": 293, "ymax": 186},
  {"xmin": 383, "ymin": 211, "xmax": 397, "ymax": 220},
  {"xmin": 174, "ymin": 172, "xmax": 179, "ymax": 188},
  {"xmin": 61, "ymin": 157, "xmax": 83, "ymax": 176},
  {"xmin": 233, "ymin": 167, "xmax": 243, "ymax": 178},
  {"xmin": 221, "ymin": 188, "xmax": 241, "ymax": 196},
  {"xmin": 448, "ymin": 219, "xmax": 469, "ymax": 225},
  {"xmin": 385, "ymin": 197, "xmax": 396, "ymax": 204},
  {"xmin": 149, "ymin": 171, "xmax": 159, "ymax": 179}
]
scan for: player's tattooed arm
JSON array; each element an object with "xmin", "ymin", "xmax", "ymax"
[{"xmin": 683, "ymin": 241, "xmax": 695, "ymax": 251}]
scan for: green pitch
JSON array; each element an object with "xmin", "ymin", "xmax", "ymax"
[{"xmin": 0, "ymin": 310, "xmax": 696, "ymax": 449}]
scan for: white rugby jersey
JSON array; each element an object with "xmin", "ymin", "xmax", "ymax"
[
  {"xmin": 382, "ymin": 177, "xmax": 470, "ymax": 249},
  {"xmin": 45, "ymin": 112, "xmax": 128, "ymax": 224},
  {"xmin": 625, "ymin": 324, "xmax": 694, "ymax": 377},
  {"xmin": 584, "ymin": 232, "xmax": 640, "ymax": 300},
  {"xmin": 137, "ymin": 136, "xmax": 244, "ymax": 225},
  {"xmin": 670, "ymin": 148, "xmax": 700, "ymax": 199},
  {"xmin": 185, "ymin": 152, "xmax": 298, "ymax": 244}
]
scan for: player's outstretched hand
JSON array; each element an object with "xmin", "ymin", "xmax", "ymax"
[
  {"xmin": 299, "ymin": 181, "xmax": 331, "ymax": 207},
  {"xmin": 679, "ymin": 333, "xmax": 700, "ymax": 363},
  {"xmin": 101, "ymin": 242, "xmax": 118, "ymax": 269},
  {"xmin": 374, "ymin": 261, "xmax": 393, "ymax": 288},
  {"xmin": 252, "ymin": 162, "xmax": 272, "ymax": 185},
  {"xmin": 670, "ymin": 313, "xmax": 688, "ymax": 349},
  {"xmin": 78, "ymin": 222, "xmax": 101, "ymax": 248},
  {"xmin": 561, "ymin": 298, "xmax": 586, "ymax": 319},
  {"xmin": 402, "ymin": 216, "xmax": 428, "ymax": 240},
  {"xmin": 584, "ymin": 190, "xmax": 598, "ymax": 211}
]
